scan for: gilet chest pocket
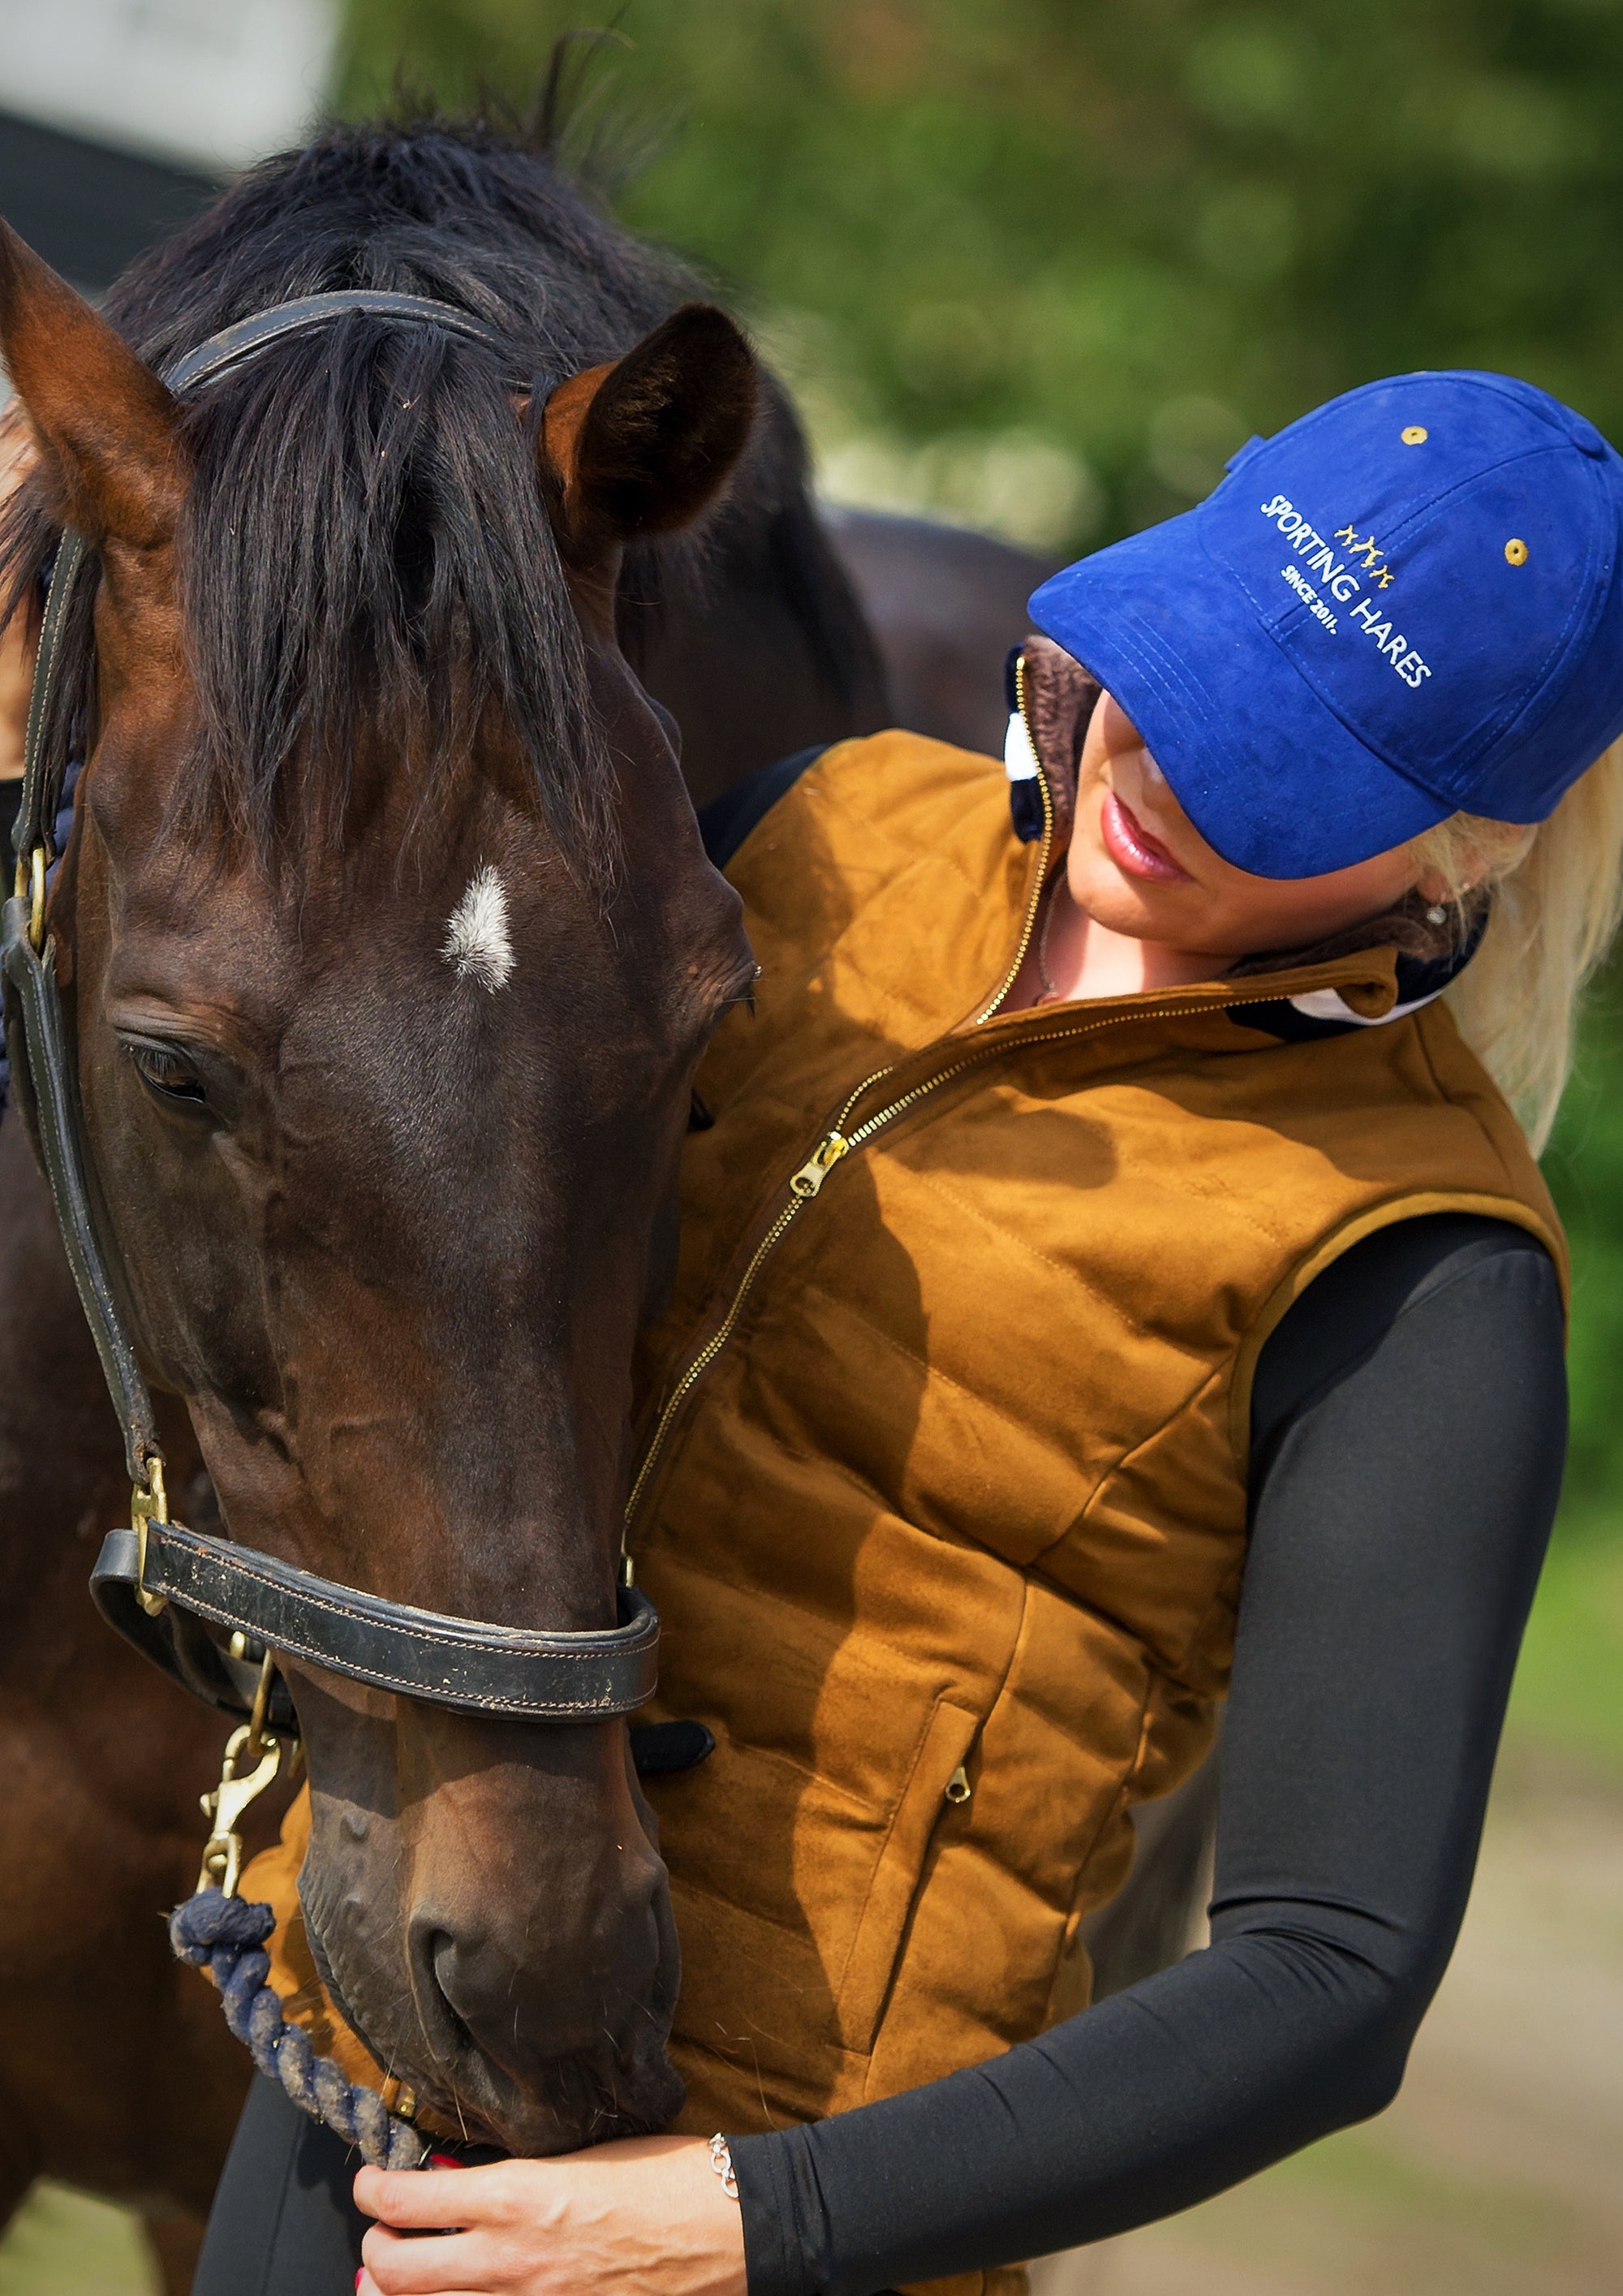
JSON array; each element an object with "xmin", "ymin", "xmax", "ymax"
[{"xmin": 834, "ymin": 1698, "xmax": 980, "ymax": 2054}]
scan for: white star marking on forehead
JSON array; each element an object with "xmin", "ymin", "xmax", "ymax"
[{"xmin": 442, "ymin": 864, "xmax": 514, "ymax": 993}]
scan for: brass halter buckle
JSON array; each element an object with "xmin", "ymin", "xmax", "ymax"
[
  {"xmin": 11, "ymin": 846, "xmax": 46, "ymax": 955},
  {"xmin": 197, "ymin": 1656, "xmax": 283, "ymax": 1898},
  {"xmin": 131, "ymin": 1458, "xmax": 170, "ymax": 1618}
]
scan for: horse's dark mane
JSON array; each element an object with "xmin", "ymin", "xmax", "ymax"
[{"xmin": 2, "ymin": 113, "xmax": 871, "ymax": 880}]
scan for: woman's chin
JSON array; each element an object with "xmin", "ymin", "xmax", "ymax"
[{"xmin": 1069, "ymin": 859, "xmax": 1210, "ymax": 946}]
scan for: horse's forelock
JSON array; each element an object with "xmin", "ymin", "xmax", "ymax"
[{"xmin": 170, "ymin": 313, "xmax": 616, "ymax": 881}]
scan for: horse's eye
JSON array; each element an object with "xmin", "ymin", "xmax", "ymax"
[{"xmin": 127, "ymin": 1043, "xmax": 208, "ymax": 1105}]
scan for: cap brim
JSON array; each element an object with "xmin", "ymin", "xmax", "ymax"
[{"xmin": 1029, "ymin": 516, "xmax": 1453, "ymax": 878}]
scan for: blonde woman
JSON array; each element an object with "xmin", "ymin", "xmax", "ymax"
[{"xmin": 197, "ymin": 372, "xmax": 1623, "ymax": 2296}]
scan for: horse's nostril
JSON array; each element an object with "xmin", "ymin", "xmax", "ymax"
[
  {"xmin": 417, "ymin": 1916, "xmax": 622, "ymax": 2074},
  {"xmin": 420, "ymin": 1929, "xmax": 480, "ymax": 2057}
]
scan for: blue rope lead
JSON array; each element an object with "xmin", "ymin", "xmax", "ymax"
[{"xmin": 170, "ymin": 1888, "xmax": 425, "ymax": 2170}]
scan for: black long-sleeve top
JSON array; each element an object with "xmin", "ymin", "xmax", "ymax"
[{"xmin": 732, "ymin": 1213, "xmax": 1565, "ymax": 2294}]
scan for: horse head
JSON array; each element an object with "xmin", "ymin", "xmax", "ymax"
[{"xmin": 0, "ymin": 218, "xmax": 757, "ymax": 2152}]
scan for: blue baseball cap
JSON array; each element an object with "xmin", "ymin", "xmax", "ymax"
[{"xmin": 1029, "ymin": 371, "xmax": 1623, "ymax": 877}]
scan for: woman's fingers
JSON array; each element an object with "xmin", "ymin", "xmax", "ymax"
[
  {"xmin": 354, "ymin": 2161, "xmax": 506, "ymax": 2229},
  {"xmin": 355, "ymin": 2137, "xmax": 747, "ymax": 2296},
  {"xmin": 358, "ymin": 2281, "xmax": 482, "ymax": 2296},
  {"xmin": 360, "ymin": 2223, "xmax": 492, "ymax": 2295},
  {"xmin": 355, "ymin": 2162, "xmax": 534, "ymax": 2294}
]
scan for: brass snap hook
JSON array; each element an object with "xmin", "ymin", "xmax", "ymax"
[
  {"xmin": 198, "ymin": 1666, "xmax": 284, "ymax": 1898},
  {"xmin": 245, "ymin": 1648, "xmax": 276, "ymax": 1760}
]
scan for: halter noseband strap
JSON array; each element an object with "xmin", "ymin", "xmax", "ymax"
[
  {"xmin": 92, "ymin": 1525, "xmax": 660, "ymax": 1721},
  {"xmin": 2, "ymin": 291, "xmax": 661, "ymax": 1732}
]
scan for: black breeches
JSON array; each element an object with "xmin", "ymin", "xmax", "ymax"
[{"xmin": 193, "ymin": 2075, "xmax": 368, "ymax": 2296}]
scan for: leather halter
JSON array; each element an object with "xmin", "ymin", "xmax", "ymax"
[{"xmin": 2, "ymin": 291, "xmax": 661, "ymax": 1733}]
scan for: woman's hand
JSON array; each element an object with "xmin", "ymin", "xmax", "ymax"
[{"xmin": 354, "ymin": 2133, "xmax": 748, "ymax": 2296}]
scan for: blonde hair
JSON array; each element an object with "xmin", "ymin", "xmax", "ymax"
[{"xmin": 1410, "ymin": 735, "xmax": 1623, "ymax": 1152}]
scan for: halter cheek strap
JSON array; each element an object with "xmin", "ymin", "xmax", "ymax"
[{"xmin": 3, "ymin": 290, "xmax": 665, "ymax": 1735}]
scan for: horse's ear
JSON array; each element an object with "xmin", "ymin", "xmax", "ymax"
[
  {"xmin": 0, "ymin": 218, "xmax": 184, "ymax": 555},
  {"xmin": 540, "ymin": 304, "xmax": 757, "ymax": 562}
]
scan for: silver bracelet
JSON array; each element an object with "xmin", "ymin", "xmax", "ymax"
[{"xmin": 708, "ymin": 2132, "xmax": 740, "ymax": 2202}]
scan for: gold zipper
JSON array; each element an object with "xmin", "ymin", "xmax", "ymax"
[
  {"xmin": 624, "ymin": 806, "xmax": 1064, "ymax": 1540},
  {"xmin": 624, "ymin": 657, "xmax": 1065, "ymax": 1543},
  {"xmin": 624, "ymin": 976, "xmax": 1302, "ymax": 1541},
  {"xmin": 622, "ymin": 1059, "xmax": 889, "ymax": 1532}
]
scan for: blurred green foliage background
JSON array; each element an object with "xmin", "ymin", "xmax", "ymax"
[
  {"xmin": 336, "ymin": 0, "xmax": 1623, "ymax": 1760},
  {"xmin": 339, "ymin": 0, "xmax": 1623, "ymax": 557}
]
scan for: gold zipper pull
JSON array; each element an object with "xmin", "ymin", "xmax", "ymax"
[{"xmin": 789, "ymin": 1131, "xmax": 851, "ymax": 1198}]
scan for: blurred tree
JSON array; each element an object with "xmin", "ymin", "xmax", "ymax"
[{"xmin": 339, "ymin": 0, "xmax": 1623, "ymax": 550}]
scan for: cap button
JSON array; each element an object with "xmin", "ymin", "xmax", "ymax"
[{"xmin": 1560, "ymin": 411, "xmax": 1608, "ymax": 459}]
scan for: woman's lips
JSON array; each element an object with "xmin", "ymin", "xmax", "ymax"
[{"xmin": 1100, "ymin": 791, "xmax": 1195, "ymax": 885}]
